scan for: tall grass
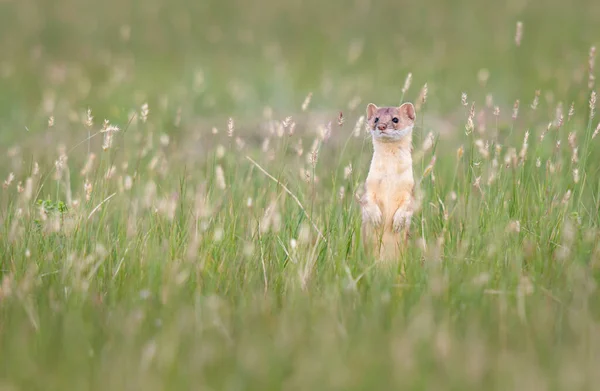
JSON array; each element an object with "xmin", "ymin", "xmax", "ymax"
[{"xmin": 1, "ymin": 0, "xmax": 600, "ymax": 389}]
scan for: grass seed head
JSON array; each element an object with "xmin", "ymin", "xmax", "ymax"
[
  {"xmin": 317, "ymin": 122, "xmax": 332, "ymax": 142},
  {"xmin": 416, "ymin": 83, "xmax": 428, "ymax": 110},
  {"xmin": 282, "ymin": 116, "xmax": 292, "ymax": 128},
  {"xmin": 236, "ymin": 137, "xmax": 245, "ymax": 150},
  {"xmin": 343, "ymin": 163, "xmax": 353, "ymax": 179},
  {"xmin": 105, "ymin": 165, "xmax": 116, "ymax": 180},
  {"xmin": 540, "ymin": 122, "xmax": 552, "ymax": 141},
  {"xmin": 515, "ymin": 21, "xmax": 523, "ymax": 46},
  {"xmin": 568, "ymin": 132, "xmax": 578, "ymax": 162},
  {"xmin": 290, "ymin": 238, "xmax": 298, "ymax": 252},
  {"xmin": 85, "ymin": 108, "xmax": 93, "ymax": 127},
  {"xmin": 546, "ymin": 159, "xmax": 556, "ymax": 174},
  {"xmin": 215, "ymin": 165, "xmax": 226, "ymax": 190},
  {"xmin": 299, "ymin": 167, "xmax": 311, "ymax": 183},
  {"xmin": 213, "ymin": 227, "xmax": 224, "ymax": 242},
  {"xmin": 519, "ymin": 130, "xmax": 529, "ymax": 162},
  {"xmin": 2, "ymin": 172, "xmax": 15, "ymax": 189},
  {"xmin": 216, "ymin": 145, "xmax": 226, "ymax": 159},
  {"xmin": 504, "ymin": 148, "xmax": 518, "ymax": 168},
  {"xmin": 421, "ymin": 132, "xmax": 435, "ymax": 152},
  {"xmin": 465, "ymin": 103, "xmax": 475, "ymax": 134},
  {"xmin": 555, "ymin": 103, "xmax": 564, "ymax": 128},
  {"xmin": 592, "ymin": 122, "xmax": 600, "ymax": 139},
  {"xmin": 487, "ymin": 170, "xmax": 496, "ymax": 185},
  {"xmin": 457, "ymin": 146, "xmax": 464, "ymax": 160},
  {"xmin": 308, "ymin": 138, "xmax": 320, "ymax": 168},
  {"xmin": 337, "ymin": 111, "xmax": 344, "ymax": 127},
  {"xmin": 140, "ymin": 103, "xmax": 149, "ymax": 123},
  {"xmin": 160, "ymin": 134, "xmax": 170, "ymax": 147},
  {"xmin": 422, "ymin": 155, "xmax": 436, "ymax": 178},
  {"xmin": 353, "ymin": 116, "xmax": 365, "ymax": 137},
  {"xmin": 101, "ymin": 121, "xmax": 120, "ymax": 150},
  {"xmin": 80, "ymin": 153, "xmax": 96, "ymax": 176},
  {"xmin": 84, "ymin": 179, "xmax": 92, "ymax": 201},
  {"xmin": 512, "ymin": 99, "xmax": 520, "ymax": 120},
  {"xmin": 53, "ymin": 153, "xmax": 68, "ymax": 180},
  {"xmin": 348, "ymin": 95, "xmax": 362, "ymax": 110},
  {"xmin": 301, "ymin": 92, "xmax": 312, "ymax": 111},
  {"xmin": 589, "ymin": 46, "xmax": 596, "ymax": 89},
  {"xmin": 477, "ymin": 69, "xmax": 490, "ymax": 86},
  {"xmin": 227, "ymin": 117, "xmax": 234, "ymax": 137},
  {"xmin": 530, "ymin": 90, "xmax": 540, "ymax": 110},
  {"xmin": 475, "ymin": 139, "xmax": 490, "ymax": 159},
  {"xmin": 261, "ymin": 137, "xmax": 270, "ymax": 152},
  {"xmin": 568, "ymin": 102, "xmax": 575, "ymax": 120},
  {"xmin": 260, "ymin": 200, "xmax": 281, "ymax": 234},
  {"xmin": 473, "ymin": 176, "xmax": 483, "ymax": 195},
  {"xmin": 402, "ymin": 72, "xmax": 412, "ymax": 95},
  {"xmin": 23, "ymin": 177, "xmax": 33, "ymax": 200},
  {"xmin": 294, "ymin": 138, "xmax": 304, "ymax": 156}
]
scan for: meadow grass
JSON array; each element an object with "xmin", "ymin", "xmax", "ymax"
[{"xmin": 1, "ymin": 0, "xmax": 600, "ymax": 389}]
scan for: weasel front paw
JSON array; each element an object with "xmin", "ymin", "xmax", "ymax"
[
  {"xmin": 362, "ymin": 203, "xmax": 383, "ymax": 227},
  {"xmin": 392, "ymin": 209, "xmax": 412, "ymax": 233}
]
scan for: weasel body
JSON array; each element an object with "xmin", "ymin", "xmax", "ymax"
[{"xmin": 360, "ymin": 102, "xmax": 416, "ymax": 262}]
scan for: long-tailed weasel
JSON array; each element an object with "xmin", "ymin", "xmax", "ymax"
[{"xmin": 360, "ymin": 102, "xmax": 416, "ymax": 262}]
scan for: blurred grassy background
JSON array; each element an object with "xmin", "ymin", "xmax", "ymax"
[
  {"xmin": 0, "ymin": 0, "xmax": 598, "ymax": 124},
  {"xmin": 1, "ymin": 0, "xmax": 600, "ymax": 390}
]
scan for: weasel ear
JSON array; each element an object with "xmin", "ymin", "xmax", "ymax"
[
  {"xmin": 366, "ymin": 103, "xmax": 378, "ymax": 120},
  {"xmin": 398, "ymin": 102, "xmax": 416, "ymax": 123}
]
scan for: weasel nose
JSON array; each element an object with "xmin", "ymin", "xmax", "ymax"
[{"xmin": 377, "ymin": 124, "xmax": 387, "ymax": 131}]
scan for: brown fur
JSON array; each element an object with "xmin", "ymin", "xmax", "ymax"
[{"xmin": 360, "ymin": 102, "xmax": 416, "ymax": 263}]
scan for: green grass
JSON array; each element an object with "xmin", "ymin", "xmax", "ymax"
[{"xmin": 1, "ymin": 0, "xmax": 600, "ymax": 389}]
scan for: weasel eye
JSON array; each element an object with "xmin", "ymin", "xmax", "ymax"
[
  {"xmin": 374, "ymin": 117, "xmax": 379, "ymax": 123},
  {"xmin": 392, "ymin": 117, "xmax": 399, "ymax": 123}
]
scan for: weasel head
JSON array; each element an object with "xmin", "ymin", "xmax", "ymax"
[{"xmin": 366, "ymin": 102, "xmax": 415, "ymax": 142}]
